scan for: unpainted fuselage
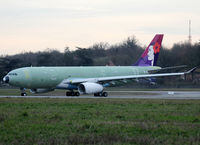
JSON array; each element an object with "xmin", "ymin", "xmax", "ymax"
[{"xmin": 6, "ymin": 66, "xmax": 160, "ymax": 89}]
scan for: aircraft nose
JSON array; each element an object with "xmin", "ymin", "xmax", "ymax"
[{"xmin": 3, "ymin": 76, "xmax": 9, "ymax": 83}]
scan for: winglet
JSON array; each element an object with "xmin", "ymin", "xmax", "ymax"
[{"xmin": 185, "ymin": 67, "xmax": 197, "ymax": 74}]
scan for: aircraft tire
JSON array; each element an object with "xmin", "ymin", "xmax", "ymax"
[
  {"xmin": 66, "ymin": 91, "xmax": 79, "ymax": 96},
  {"xmin": 21, "ymin": 93, "xmax": 27, "ymax": 96},
  {"xmin": 102, "ymin": 92, "xmax": 108, "ymax": 97},
  {"xmin": 71, "ymin": 92, "xmax": 75, "ymax": 96},
  {"xmin": 75, "ymin": 92, "xmax": 80, "ymax": 96},
  {"xmin": 66, "ymin": 92, "xmax": 73, "ymax": 96},
  {"xmin": 94, "ymin": 93, "xmax": 99, "ymax": 97},
  {"xmin": 94, "ymin": 92, "xmax": 107, "ymax": 97},
  {"xmin": 66, "ymin": 92, "xmax": 70, "ymax": 96},
  {"xmin": 98, "ymin": 92, "xmax": 103, "ymax": 97}
]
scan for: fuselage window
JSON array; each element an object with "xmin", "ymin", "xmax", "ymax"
[{"xmin": 8, "ymin": 73, "xmax": 18, "ymax": 76}]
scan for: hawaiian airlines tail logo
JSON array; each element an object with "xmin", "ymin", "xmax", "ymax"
[
  {"xmin": 153, "ymin": 42, "xmax": 161, "ymax": 54},
  {"xmin": 147, "ymin": 42, "xmax": 161, "ymax": 65},
  {"xmin": 133, "ymin": 34, "xmax": 163, "ymax": 66}
]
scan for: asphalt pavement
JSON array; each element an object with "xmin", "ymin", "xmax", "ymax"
[{"xmin": 1, "ymin": 91, "xmax": 200, "ymax": 99}]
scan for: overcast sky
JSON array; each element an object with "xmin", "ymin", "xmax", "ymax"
[{"xmin": 0, "ymin": 0, "xmax": 199, "ymax": 55}]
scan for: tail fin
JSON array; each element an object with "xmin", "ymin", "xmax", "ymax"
[{"xmin": 134, "ymin": 34, "xmax": 164, "ymax": 66}]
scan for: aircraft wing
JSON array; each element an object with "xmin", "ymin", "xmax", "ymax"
[
  {"xmin": 66, "ymin": 67, "xmax": 196, "ymax": 84},
  {"xmin": 148, "ymin": 65, "xmax": 187, "ymax": 74}
]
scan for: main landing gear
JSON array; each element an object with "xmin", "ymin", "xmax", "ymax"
[
  {"xmin": 66, "ymin": 91, "xmax": 80, "ymax": 96},
  {"xmin": 94, "ymin": 92, "xmax": 108, "ymax": 97},
  {"xmin": 20, "ymin": 88, "xmax": 27, "ymax": 96}
]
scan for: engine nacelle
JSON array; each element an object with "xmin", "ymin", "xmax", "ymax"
[
  {"xmin": 30, "ymin": 88, "xmax": 54, "ymax": 94},
  {"xmin": 78, "ymin": 82, "xmax": 103, "ymax": 94}
]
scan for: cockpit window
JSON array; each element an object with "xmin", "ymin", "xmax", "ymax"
[{"xmin": 8, "ymin": 73, "xmax": 18, "ymax": 76}]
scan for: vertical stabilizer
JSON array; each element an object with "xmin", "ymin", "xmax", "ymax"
[{"xmin": 134, "ymin": 34, "xmax": 163, "ymax": 66}]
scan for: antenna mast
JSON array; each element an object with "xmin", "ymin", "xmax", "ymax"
[{"xmin": 188, "ymin": 20, "xmax": 192, "ymax": 44}]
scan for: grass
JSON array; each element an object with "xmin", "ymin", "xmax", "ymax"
[{"xmin": 0, "ymin": 98, "xmax": 200, "ymax": 145}]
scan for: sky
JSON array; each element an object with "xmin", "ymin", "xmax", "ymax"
[{"xmin": 0, "ymin": 0, "xmax": 199, "ymax": 55}]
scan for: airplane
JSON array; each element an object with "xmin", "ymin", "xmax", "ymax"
[{"xmin": 2, "ymin": 34, "xmax": 196, "ymax": 97}]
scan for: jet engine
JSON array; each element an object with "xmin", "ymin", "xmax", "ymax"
[
  {"xmin": 78, "ymin": 82, "xmax": 103, "ymax": 94},
  {"xmin": 30, "ymin": 88, "xmax": 54, "ymax": 94}
]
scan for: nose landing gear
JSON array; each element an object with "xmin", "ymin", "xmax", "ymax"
[{"xmin": 20, "ymin": 88, "xmax": 27, "ymax": 96}]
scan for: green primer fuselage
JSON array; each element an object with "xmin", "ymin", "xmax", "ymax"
[{"xmin": 7, "ymin": 66, "xmax": 160, "ymax": 89}]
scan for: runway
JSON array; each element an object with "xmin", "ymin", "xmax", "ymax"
[{"xmin": 1, "ymin": 91, "xmax": 200, "ymax": 99}]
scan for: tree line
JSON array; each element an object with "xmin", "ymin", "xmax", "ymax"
[{"xmin": 0, "ymin": 36, "xmax": 199, "ymax": 80}]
